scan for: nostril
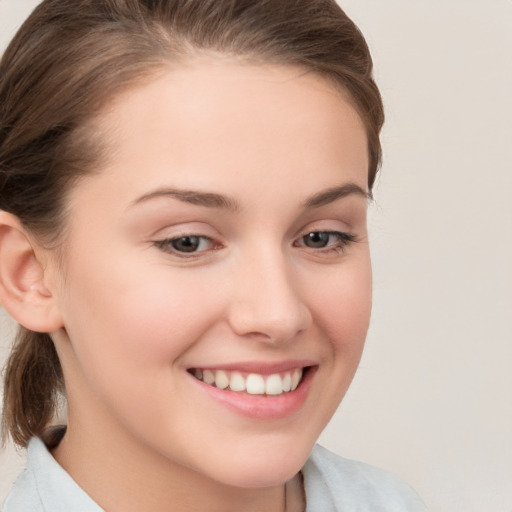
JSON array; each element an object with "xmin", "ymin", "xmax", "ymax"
[{"xmin": 227, "ymin": 301, "xmax": 312, "ymax": 344}]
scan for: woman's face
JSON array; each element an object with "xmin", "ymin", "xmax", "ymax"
[{"xmin": 50, "ymin": 59, "xmax": 372, "ymax": 488}]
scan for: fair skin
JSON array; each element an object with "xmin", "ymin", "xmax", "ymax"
[{"xmin": 0, "ymin": 58, "xmax": 371, "ymax": 512}]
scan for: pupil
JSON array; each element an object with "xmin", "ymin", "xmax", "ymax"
[
  {"xmin": 172, "ymin": 236, "xmax": 200, "ymax": 253},
  {"xmin": 305, "ymin": 232, "xmax": 329, "ymax": 248}
]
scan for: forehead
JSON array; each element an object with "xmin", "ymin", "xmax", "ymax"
[
  {"xmin": 103, "ymin": 58, "xmax": 365, "ymax": 146},
  {"xmin": 72, "ymin": 58, "xmax": 369, "ymax": 208}
]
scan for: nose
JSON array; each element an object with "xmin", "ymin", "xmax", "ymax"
[{"xmin": 226, "ymin": 248, "xmax": 312, "ymax": 344}]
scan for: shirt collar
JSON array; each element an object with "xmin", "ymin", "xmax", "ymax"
[{"xmin": 27, "ymin": 437, "xmax": 103, "ymax": 512}]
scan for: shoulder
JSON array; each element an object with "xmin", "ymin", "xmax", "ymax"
[
  {"xmin": 1, "ymin": 437, "xmax": 103, "ymax": 512},
  {"xmin": 1, "ymin": 453, "xmax": 44, "ymax": 512},
  {"xmin": 302, "ymin": 444, "xmax": 428, "ymax": 512}
]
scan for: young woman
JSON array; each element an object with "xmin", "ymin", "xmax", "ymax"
[{"xmin": 0, "ymin": 1, "xmax": 427, "ymax": 510}]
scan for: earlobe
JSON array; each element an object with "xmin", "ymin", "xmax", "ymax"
[{"xmin": 0, "ymin": 212, "xmax": 63, "ymax": 333}]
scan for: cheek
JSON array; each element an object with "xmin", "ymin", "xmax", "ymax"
[
  {"xmin": 294, "ymin": 257, "xmax": 371, "ymax": 436},
  {"xmin": 310, "ymin": 256, "xmax": 372, "ymax": 351},
  {"xmin": 59, "ymin": 252, "xmax": 224, "ymax": 381},
  {"xmin": 57, "ymin": 268, "xmax": 226, "ymax": 433}
]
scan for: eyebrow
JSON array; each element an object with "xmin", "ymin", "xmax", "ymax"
[
  {"xmin": 302, "ymin": 183, "xmax": 371, "ymax": 208},
  {"xmin": 130, "ymin": 181, "xmax": 369, "ymax": 211},
  {"xmin": 130, "ymin": 188, "xmax": 240, "ymax": 211}
]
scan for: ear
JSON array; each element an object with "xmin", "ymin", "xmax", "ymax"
[{"xmin": 0, "ymin": 212, "xmax": 64, "ymax": 333}]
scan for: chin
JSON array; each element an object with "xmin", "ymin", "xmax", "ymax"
[
  {"xmin": 197, "ymin": 432, "xmax": 317, "ymax": 488},
  {"xmin": 213, "ymin": 460, "xmax": 304, "ymax": 489}
]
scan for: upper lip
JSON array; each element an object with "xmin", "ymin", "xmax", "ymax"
[{"xmin": 187, "ymin": 360, "xmax": 317, "ymax": 375}]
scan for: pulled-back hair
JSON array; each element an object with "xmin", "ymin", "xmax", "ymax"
[{"xmin": 0, "ymin": 0, "xmax": 384, "ymax": 447}]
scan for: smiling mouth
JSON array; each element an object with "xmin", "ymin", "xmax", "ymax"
[{"xmin": 189, "ymin": 367, "xmax": 308, "ymax": 396}]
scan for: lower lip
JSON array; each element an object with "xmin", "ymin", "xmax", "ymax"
[{"xmin": 190, "ymin": 367, "xmax": 316, "ymax": 420}]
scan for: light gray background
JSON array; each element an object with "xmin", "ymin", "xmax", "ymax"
[{"xmin": 1, "ymin": 1, "xmax": 511, "ymax": 511}]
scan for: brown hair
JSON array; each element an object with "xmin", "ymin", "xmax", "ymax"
[{"xmin": 0, "ymin": 0, "xmax": 384, "ymax": 447}]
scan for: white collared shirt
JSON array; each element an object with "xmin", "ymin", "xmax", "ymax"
[{"xmin": 2, "ymin": 439, "xmax": 427, "ymax": 512}]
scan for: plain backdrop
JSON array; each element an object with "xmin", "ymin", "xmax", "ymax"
[{"xmin": 1, "ymin": 1, "xmax": 511, "ymax": 511}]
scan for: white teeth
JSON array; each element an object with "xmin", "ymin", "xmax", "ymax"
[
  {"xmin": 265, "ymin": 374, "xmax": 283, "ymax": 395},
  {"xmin": 291, "ymin": 369, "xmax": 303, "ymax": 391},
  {"xmin": 203, "ymin": 369, "xmax": 215, "ymax": 385},
  {"xmin": 229, "ymin": 371, "xmax": 246, "ymax": 392},
  {"xmin": 215, "ymin": 370, "xmax": 229, "ymax": 389},
  {"xmin": 192, "ymin": 367, "xmax": 306, "ymax": 395},
  {"xmin": 246, "ymin": 373, "xmax": 265, "ymax": 395},
  {"xmin": 282, "ymin": 373, "xmax": 292, "ymax": 392}
]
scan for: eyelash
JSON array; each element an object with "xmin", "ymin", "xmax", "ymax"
[
  {"xmin": 294, "ymin": 231, "xmax": 357, "ymax": 254},
  {"xmin": 153, "ymin": 230, "xmax": 356, "ymax": 259},
  {"xmin": 153, "ymin": 235, "xmax": 218, "ymax": 257}
]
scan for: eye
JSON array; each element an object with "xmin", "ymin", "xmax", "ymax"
[
  {"xmin": 296, "ymin": 231, "xmax": 356, "ymax": 251},
  {"xmin": 155, "ymin": 235, "xmax": 215, "ymax": 255}
]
